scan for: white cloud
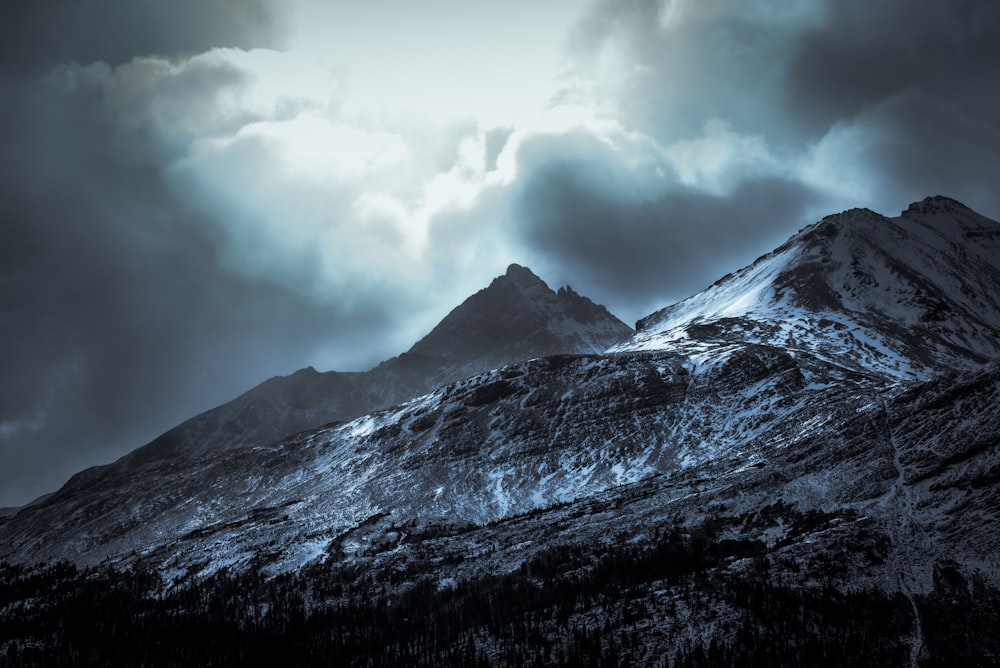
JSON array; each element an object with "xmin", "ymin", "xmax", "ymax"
[
  {"xmin": 48, "ymin": 45, "xmax": 517, "ymax": 310},
  {"xmin": 663, "ymin": 119, "xmax": 779, "ymax": 194},
  {"xmin": 238, "ymin": 114, "xmax": 411, "ymax": 183},
  {"xmin": 286, "ymin": 0, "xmax": 587, "ymax": 127},
  {"xmin": 0, "ymin": 412, "xmax": 47, "ymax": 442}
]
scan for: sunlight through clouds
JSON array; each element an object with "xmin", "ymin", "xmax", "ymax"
[
  {"xmin": 55, "ymin": 1, "xmax": 817, "ymax": 314},
  {"xmin": 245, "ymin": 114, "xmax": 410, "ymax": 183},
  {"xmin": 663, "ymin": 119, "xmax": 779, "ymax": 194},
  {"xmin": 42, "ymin": 0, "xmax": 1000, "ymax": 326}
]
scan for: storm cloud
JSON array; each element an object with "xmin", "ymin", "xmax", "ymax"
[
  {"xmin": 0, "ymin": 1, "xmax": 395, "ymax": 506},
  {"xmin": 507, "ymin": 0, "xmax": 1000, "ymax": 312},
  {"xmin": 510, "ymin": 130, "xmax": 820, "ymax": 316},
  {"xmin": 785, "ymin": 0, "xmax": 1000, "ymax": 137},
  {"xmin": 2, "ymin": 0, "xmax": 999, "ymax": 507},
  {"xmin": 0, "ymin": 0, "xmax": 276, "ymax": 73}
]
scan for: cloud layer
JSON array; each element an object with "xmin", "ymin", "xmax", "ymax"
[{"xmin": 2, "ymin": 0, "xmax": 999, "ymax": 506}]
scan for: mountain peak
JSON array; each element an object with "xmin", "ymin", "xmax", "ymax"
[
  {"xmin": 808, "ymin": 206, "xmax": 884, "ymax": 235},
  {"xmin": 902, "ymin": 195, "xmax": 971, "ymax": 218},
  {"xmin": 493, "ymin": 262, "xmax": 550, "ymax": 295},
  {"xmin": 622, "ymin": 197, "xmax": 1000, "ymax": 380},
  {"xmin": 505, "ymin": 263, "xmax": 535, "ymax": 279},
  {"xmin": 407, "ymin": 265, "xmax": 632, "ymax": 366}
]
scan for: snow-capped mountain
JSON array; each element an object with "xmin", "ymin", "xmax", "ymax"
[
  {"xmin": 0, "ymin": 344, "xmax": 862, "ymax": 570},
  {"xmin": 2, "ymin": 197, "xmax": 1000, "ymax": 663},
  {"xmin": 622, "ymin": 196, "xmax": 1000, "ymax": 380},
  {"xmin": 3, "ymin": 196, "xmax": 999, "ymax": 579}
]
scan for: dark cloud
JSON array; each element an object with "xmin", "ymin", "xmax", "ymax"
[
  {"xmin": 781, "ymin": 0, "xmax": 1000, "ymax": 219},
  {"xmin": 0, "ymin": 0, "xmax": 279, "ymax": 73},
  {"xmin": 512, "ymin": 132, "xmax": 820, "ymax": 323},
  {"xmin": 785, "ymin": 0, "xmax": 1000, "ymax": 139},
  {"xmin": 0, "ymin": 0, "xmax": 382, "ymax": 508},
  {"xmin": 564, "ymin": 0, "xmax": 1000, "ymax": 204},
  {"xmin": 0, "ymin": 70, "xmax": 398, "ymax": 506},
  {"xmin": 565, "ymin": 0, "xmax": 818, "ymax": 147},
  {"xmin": 821, "ymin": 90, "xmax": 1000, "ymax": 219},
  {"xmin": 518, "ymin": 0, "xmax": 1000, "ymax": 319}
]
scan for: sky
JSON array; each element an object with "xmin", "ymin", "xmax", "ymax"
[{"xmin": 2, "ymin": 0, "xmax": 999, "ymax": 507}]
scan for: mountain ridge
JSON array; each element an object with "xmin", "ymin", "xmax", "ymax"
[
  {"xmin": 1, "ymin": 264, "xmax": 632, "ymax": 516},
  {"xmin": 3, "ymin": 195, "xmax": 1000, "ymax": 663},
  {"xmin": 4, "ymin": 196, "xmax": 999, "ymax": 575}
]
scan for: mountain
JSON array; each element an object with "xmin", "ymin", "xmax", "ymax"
[
  {"xmin": 3, "ymin": 197, "xmax": 1000, "ymax": 664},
  {"xmin": 84, "ymin": 263, "xmax": 633, "ymax": 465},
  {"xmin": 407, "ymin": 263, "xmax": 633, "ymax": 375},
  {"xmin": 624, "ymin": 196, "xmax": 1000, "ymax": 379},
  {"xmin": 0, "ymin": 265, "xmax": 632, "ymax": 558}
]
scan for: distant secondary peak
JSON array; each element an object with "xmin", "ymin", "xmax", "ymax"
[
  {"xmin": 902, "ymin": 195, "xmax": 970, "ymax": 217},
  {"xmin": 830, "ymin": 207, "xmax": 882, "ymax": 222},
  {"xmin": 791, "ymin": 207, "xmax": 885, "ymax": 247}
]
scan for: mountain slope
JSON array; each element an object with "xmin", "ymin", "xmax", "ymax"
[
  {"xmin": 0, "ymin": 344, "xmax": 876, "ymax": 571},
  {"xmin": 4, "ymin": 347, "xmax": 1000, "ymax": 663}
]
